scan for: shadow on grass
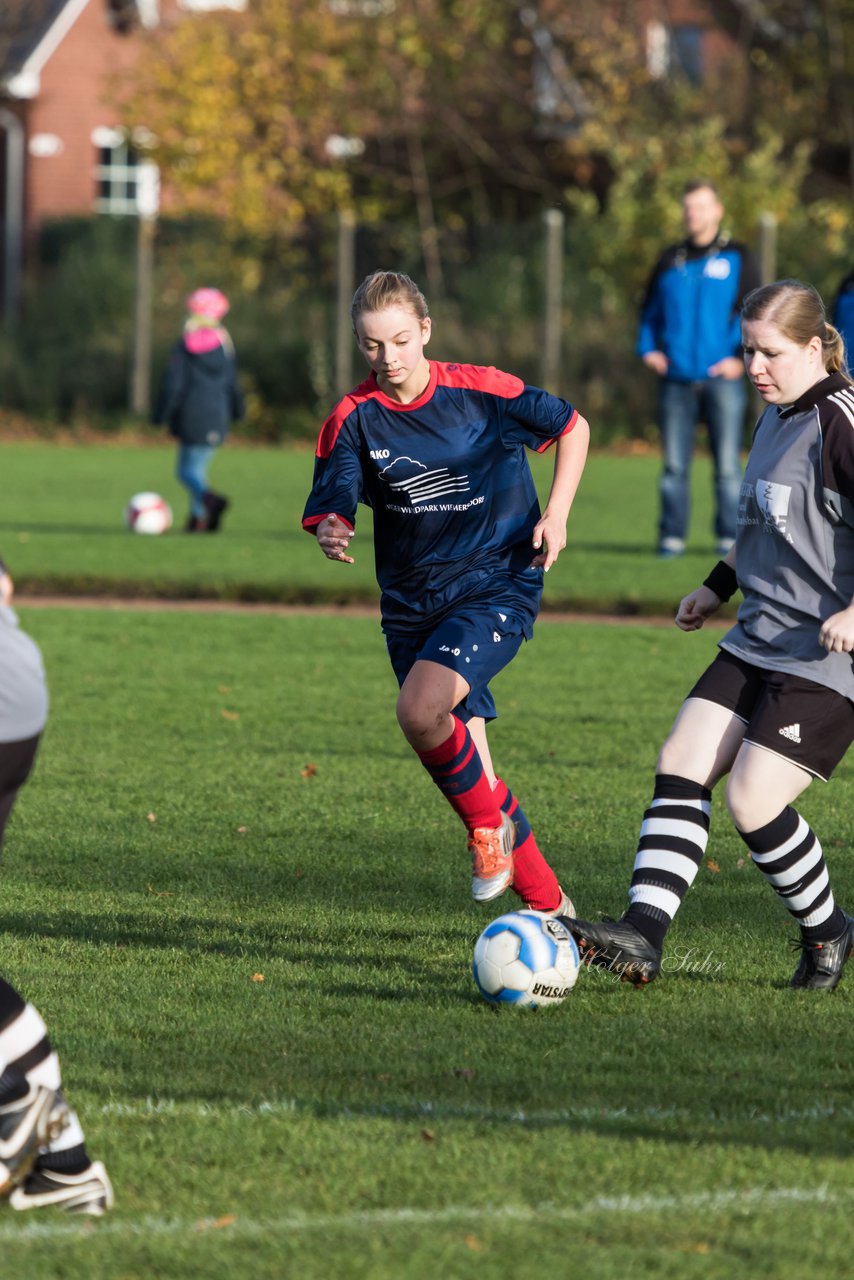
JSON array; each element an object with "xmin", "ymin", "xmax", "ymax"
[
  {"xmin": 0, "ymin": 905, "xmax": 476, "ymax": 965},
  {"xmin": 8, "ymin": 905, "xmax": 849, "ymax": 1161}
]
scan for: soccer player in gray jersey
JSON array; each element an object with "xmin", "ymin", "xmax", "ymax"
[
  {"xmin": 0, "ymin": 560, "xmax": 113, "ymax": 1213},
  {"xmin": 564, "ymin": 280, "xmax": 854, "ymax": 991}
]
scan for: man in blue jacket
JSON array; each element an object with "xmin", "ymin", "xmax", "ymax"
[
  {"xmin": 638, "ymin": 181, "xmax": 761, "ymax": 558},
  {"xmin": 832, "ymin": 270, "xmax": 854, "ymax": 368}
]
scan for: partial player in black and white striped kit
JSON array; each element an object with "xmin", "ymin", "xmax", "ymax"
[
  {"xmin": 0, "ymin": 559, "xmax": 112, "ymax": 1213},
  {"xmin": 564, "ymin": 280, "xmax": 854, "ymax": 990}
]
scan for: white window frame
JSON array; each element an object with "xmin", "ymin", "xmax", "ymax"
[{"xmin": 92, "ymin": 127, "xmax": 140, "ymax": 215}]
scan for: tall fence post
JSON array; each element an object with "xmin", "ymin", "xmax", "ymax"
[
  {"xmin": 130, "ymin": 162, "xmax": 160, "ymax": 417},
  {"xmin": 542, "ymin": 208, "xmax": 564, "ymax": 393},
  {"xmin": 0, "ymin": 109, "xmax": 24, "ymax": 328},
  {"xmin": 336, "ymin": 209, "xmax": 356, "ymax": 394},
  {"xmin": 757, "ymin": 211, "xmax": 778, "ymax": 285}
]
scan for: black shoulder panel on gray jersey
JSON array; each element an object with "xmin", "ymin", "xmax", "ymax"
[{"xmin": 820, "ymin": 381, "xmax": 854, "ymax": 510}]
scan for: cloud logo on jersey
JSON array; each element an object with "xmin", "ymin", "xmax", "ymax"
[
  {"xmin": 755, "ymin": 478, "xmax": 792, "ymax": 540},
  {"xmin": 379, "ymin": 456, "xmax": 470, "ymax": 505}
]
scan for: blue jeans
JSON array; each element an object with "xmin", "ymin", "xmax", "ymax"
[
  {"xmin": 658, "ymin": 377, "xmax": 747, "ymax": 544},
  {"xmin": 176, "ymin": 444, "xmax": 216, "ymax": 518}
]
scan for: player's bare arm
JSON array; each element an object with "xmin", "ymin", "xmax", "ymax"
[{"xmin": 530, "ymin": 415, "xmax": 590, "ymax": 571}]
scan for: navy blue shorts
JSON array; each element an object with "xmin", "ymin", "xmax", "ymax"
[{"xmin": 385, "ymin": 590, "xmax": 539, "ymax": 723}]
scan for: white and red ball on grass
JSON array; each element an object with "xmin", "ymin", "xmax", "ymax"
[
  {"xmin": 124, "ymin": 492, "xmax": 172, "ymax": 535},
  {"xmin": 472, "ymin": 911, "xmax": 580, "ymax": 1008}
]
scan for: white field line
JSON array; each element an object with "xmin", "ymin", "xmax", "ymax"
[
  {"xmin": 98, "ymin": 1096, "xmax": 854, "ymax": 1127},
  {"xmin": 0, "ymin": 1185, "xmax": 850, "ymax": 1244}
]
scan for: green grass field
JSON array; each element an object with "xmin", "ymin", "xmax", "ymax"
[
  {"xmin": 0, "ymin": 439, "xmax": 738, "ymax": 616},
  {"xmin": 1, "ymin": 603, "xmax": 852, "ymax": 1278}
]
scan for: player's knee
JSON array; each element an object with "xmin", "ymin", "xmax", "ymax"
[
  {"xmin": 656, "ymin": 736, "xmax": 684, "ymax": 777},
  {"xmin": 723, "ymin": 773, "xmax": 755, "ymax": 830},
  {"xmin": 395, "ymin": 689, "xmax": 445, "ymax": 745}
]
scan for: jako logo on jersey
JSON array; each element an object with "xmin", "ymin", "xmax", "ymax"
[
  {"xmin": 370, "ymin": 449, "xmax": 390, "ymax": 460},
  {"xmin": 704, "ymin": 258, "xmax": 731, "ymax": 280},
  {"xmin": 379, "ymin": 456, "xmax": 470, "ymax": 504},
  {"xmin": 779, "ymin": 723, "xmax": 802, "ymax": 743}
]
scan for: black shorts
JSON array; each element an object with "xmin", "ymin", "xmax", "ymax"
[
  {"xmin": 0, "ymin": 733, "xmax": 41, "ymax": 850},
  {"xmin": 688, "ymin": 649, "xmax": 854, "ymax": 781}
]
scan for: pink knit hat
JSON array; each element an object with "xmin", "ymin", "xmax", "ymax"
[{"xmin": 186, "ymin": 287, "xmax": 229, "ymax": 320}]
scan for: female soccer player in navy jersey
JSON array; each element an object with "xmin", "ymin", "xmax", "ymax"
[
  {"xmin": 303, "ymin": 270, "xmax": 590, "ymax": 912},
  {"xmin": 565, "ymin": 280, "xmax": 854, "ymax": 991}
]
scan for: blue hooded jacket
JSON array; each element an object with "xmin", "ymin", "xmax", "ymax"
[
  {"xmin": 832, "ymin": 271, "xmax": 854, "ymax": 369},
  {"xmin": 637, "ymin": 235, "xmax": 761, "ymax": 382}
]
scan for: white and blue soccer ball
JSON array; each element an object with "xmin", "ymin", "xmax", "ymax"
[{"xmin": 472, "ymin": 911, "xmax": 580, "ymax": 1008}]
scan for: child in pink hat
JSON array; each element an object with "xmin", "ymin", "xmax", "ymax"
[{"xmin": 153, "ymin": 288, "xmax": 245, "ymax": 531}]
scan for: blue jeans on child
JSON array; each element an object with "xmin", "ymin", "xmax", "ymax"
[
  {"xmin": 658, "ymin": 375, "xmax": 747, "ymax": 549},
  {"xmin": 176, "ymin": 444, "xmax": 216, "ymax": 518}
]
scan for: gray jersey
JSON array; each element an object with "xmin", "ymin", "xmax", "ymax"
[
  {"xmin": 727, "ymin": 371, "xmax": 854, "ymax": 696},
  {"xmin": 721, "ymin": 373, "xmax": 854, "ymax": 698},
  {"xmin": 0, "ymin": 605, "xmax": 48, "ymax": 742}
]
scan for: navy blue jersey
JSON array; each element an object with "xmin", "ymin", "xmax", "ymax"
[{"xmin": 302, "ymin": 361, "xmax": 578, "ymax": 632}]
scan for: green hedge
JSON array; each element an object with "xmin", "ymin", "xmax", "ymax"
[{"xmin": 1, "ymin": 183, "xmax": 849, "ymax": 440}]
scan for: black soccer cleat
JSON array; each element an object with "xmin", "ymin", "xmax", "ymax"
[
  {"xmin": 10, "ymin": 1160, "xmax": 114, "ymax": 1215},
  {"xmin": 789, "ymin": 914, "xmax": 854, "ymax": 991},
  {"xmin": 559, "ymin": 915, "xmax": 662, "ymax": 986}
]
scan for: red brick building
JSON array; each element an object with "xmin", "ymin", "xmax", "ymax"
[
  {"xmin": 0, "ymin": 0, "xmax": 745, "ymax": 320},
  {"xmin": 0, "ymin": 0, "xmax": 245, "ymax": 317}
]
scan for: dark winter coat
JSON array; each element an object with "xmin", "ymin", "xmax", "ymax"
[{"xmin": 154, "ymin": 331, "xmax": 245, "ymax": 446}]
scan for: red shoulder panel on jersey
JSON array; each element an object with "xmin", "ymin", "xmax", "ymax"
[
  {"xmin": 315, "ymin": 377, "xmax": 376, "ymax": 458},
  {"xmin": 433, "ymin": 362, "xmax": 525, "ymax": 399}
]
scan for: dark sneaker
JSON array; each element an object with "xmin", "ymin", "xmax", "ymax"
[
  {"xmin": 560, "ymin": 915, "xmax": 662, "ymax": 986},
  {"xmin": 790, "ymin": 914, "xmax": 854, "ymax": 991},
  {"xmin": 10, "ymin": 1160, "xmax": 114, "ymax": 1215},
  {"xmin": 203, "ymin": 491, "xmax": 229, "ymax": 532},
  {"xmin": 0, "ymin": 1086, "xmax": 69, "ymax": 1196}
]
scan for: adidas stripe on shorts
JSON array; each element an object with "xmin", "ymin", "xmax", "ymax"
[{"xmin": 687, "ymin": 649, "xmax": 854, "ymax": 781}]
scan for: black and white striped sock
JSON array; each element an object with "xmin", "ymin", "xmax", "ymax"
[
  {"xmin": 738, "ymin": 807, "xmax": 845, "ymax": 942},
  {"xmin": 0, "ymin": 976, "xmax": 88, "ymax": 1160},
  {"xmin": 624, "ymin": 774, "xmax": 712, "ymax": 949},
  {"xmin": 0, "ymin": 977, "xmax": 60, "ymax": 1092}
]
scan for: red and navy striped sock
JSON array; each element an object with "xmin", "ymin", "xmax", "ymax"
[
  {"xmin": 416, "ymin": 716, "xmax": 501, "ymax": 834},
  {"xmin": 494, "ymin": 779, "xmax": 561, "ymax": 911}
]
